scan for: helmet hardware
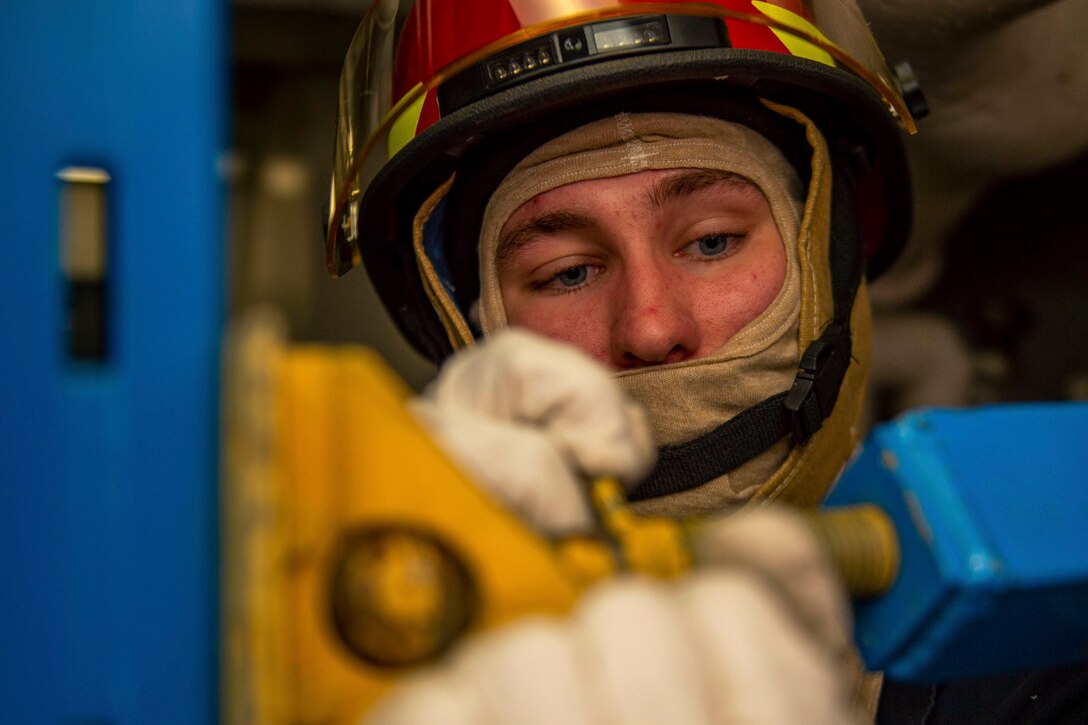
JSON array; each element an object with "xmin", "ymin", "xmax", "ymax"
[
  {"xmin": 439, "ymin": 15, "xmax": 726, "ymax": 113},
  {"xmin": 785, "ymin": 322, "xmax": 852, "ymax": 445},
  {"xmin": 892, "ymin": 61, "xmax": 928, "ymax": 120}
]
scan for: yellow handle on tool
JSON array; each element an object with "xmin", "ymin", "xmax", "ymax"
[{"xmin": 591, "ymin": 476, "xmax": 899, "ymax": 598}]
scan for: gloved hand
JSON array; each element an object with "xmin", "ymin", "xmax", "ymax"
[
  {"xmin": 409, "ymin": 328, "xmax": 656, "ymax": 534},
  {"xmin": 366, "ymin": 507, "xmax": 860, "ymax": 725},
  {"xmin": 397, "ymin": 328, "xmax": 860, "ymax": 723}
]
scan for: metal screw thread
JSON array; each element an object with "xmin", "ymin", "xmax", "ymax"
[{"xmin": 805, "ymin": 504, "xmax": 900, "ymax": 598}]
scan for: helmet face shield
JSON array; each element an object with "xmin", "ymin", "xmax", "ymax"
[
  {"xmin": 326, "ymin": 0, "xmax": 916, "ymax": 279},
  {"xmin": 328, "ymin": 0, "xmax": 398, "ymax": 275}
]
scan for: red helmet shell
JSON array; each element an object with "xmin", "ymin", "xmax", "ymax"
[{"xmin": 392, "ymin": 1, "xmax": 883, "ymax": 142}]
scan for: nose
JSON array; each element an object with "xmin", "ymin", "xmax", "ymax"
[{"xmin": 610, "ymin": 261, "xmax": 701, "ymax": 369}]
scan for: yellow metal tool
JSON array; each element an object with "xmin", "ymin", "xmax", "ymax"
[
  {"xmin": 222, "ymin": 314, "xmax": 618, "ymax": 723},
  {"xmin": 221, "ymin": 313, "xmax": 897, "ymax": 724}
]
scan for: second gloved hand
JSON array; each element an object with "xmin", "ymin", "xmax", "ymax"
[{"xmin": 366, "ymin": 506, "xmax": 861, "ymax": 725}]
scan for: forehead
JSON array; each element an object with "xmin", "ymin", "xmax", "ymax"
[
  {"xmin": 497, "ymin": 168, "xmax": 765, "ymax": 261},
  {"xmin": 514, "ymin": 167, "xmax": 759, "ymax": 211}
]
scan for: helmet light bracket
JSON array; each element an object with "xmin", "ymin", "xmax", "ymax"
[{"xmin": 439, "ymin": 14, "xmax": 727, "ymax": 113}]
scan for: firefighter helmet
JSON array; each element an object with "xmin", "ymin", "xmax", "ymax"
[{"xmin": 326, "ymin": 0, "xmax": 917, "ymax": 361}]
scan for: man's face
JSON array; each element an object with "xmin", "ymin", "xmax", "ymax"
[{"xmin": 495, "ymin": 168, "xmax": 787, "ymax": 370}]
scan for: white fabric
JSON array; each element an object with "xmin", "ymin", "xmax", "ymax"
[
  {"xmin": 366, "ymin": 509, "xmax": 860, "ymax": 725},
  {"xmin": 409, "ymin": 329, "xmax": 656, "ymax": 534}
]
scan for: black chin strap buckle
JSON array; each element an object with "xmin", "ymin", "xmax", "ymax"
[{"xmin": 784, "ymin": 323, "xmax": 852, "ymax": 446}]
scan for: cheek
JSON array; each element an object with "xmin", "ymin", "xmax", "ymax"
[
  {"xmin": 502, "ymin": 291, "xmax": 613, "ymax": 365},
  {"xmin": 693, "ymin": 236, "xmax": 788, "ymax": 350}
]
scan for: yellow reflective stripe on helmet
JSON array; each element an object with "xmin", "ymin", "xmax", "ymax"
[
  {"xmin": 387, "ymin": 84, "xmax": 428, "ymax": 160},
  {"xmin": 752, "ymin": 1, "xmax": 836, "ymax": 67}
]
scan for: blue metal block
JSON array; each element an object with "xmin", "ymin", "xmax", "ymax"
[
  {"xmin": 826, "ymin": 402, "xmax": 1088, "ymax": 682},
  {"xmin": 0, "ymin": 1, "xmax": 226, "ymax": 722}
]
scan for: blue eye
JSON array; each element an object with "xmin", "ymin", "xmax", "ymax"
[
  {"xmin": 680, "ymin": 232, "xmax": 745, "ymax": 262},
  {"xmin": 696, "ymin": 234, "xmax": 731, "ymax": 256},
  {"xmin": 555, "ymin": 265, "xmax": 589, "ymax": 287},
  {"xmin": 529, "ymin": 262, "xmax": 600, "ymax": 294}
]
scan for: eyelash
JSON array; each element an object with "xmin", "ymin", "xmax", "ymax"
[
  {"xmin": 530, "ymin": 263, "xmax": 599, "ymax": 294},
  {"xmin": 679, "ymin": 232, "xmax": 747, "ymax": 261}
]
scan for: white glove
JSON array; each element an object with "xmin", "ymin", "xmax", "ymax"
[
  {"xmin": 366, "ymin": 507, "xmax": 860, "ymax": 725},
  {"xmin": 397, "ymin": 329, "xmax": 859, "ymax": 723},
  {"xmin": 409, "ymin": 328, "xmax": 656, "ymax": 534}
]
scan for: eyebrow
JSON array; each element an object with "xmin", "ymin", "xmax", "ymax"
[
  {"xmin": 495, "ymin": 170, "xmax": 761, "ymax": 267},
  {"xmin": 496, "ymin": 210, "xmax": 596, "ymax": 268},
  {"xmin": 647, "ymin": 169, "xmax": 760, "ymax": 209}
]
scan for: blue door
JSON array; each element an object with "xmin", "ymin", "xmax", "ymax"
[{"xmin": 0, "ymin": 1, "xmax": 226, "ymax": 722}]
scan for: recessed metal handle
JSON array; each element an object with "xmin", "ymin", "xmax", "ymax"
[{"xmin": 57, "ymin": 166, "xmax": 110, "ymax": 360}]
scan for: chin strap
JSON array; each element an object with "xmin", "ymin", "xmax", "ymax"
[{"xmin": 627, "ymin": 322, "xmax": 852, "ymax": 501}]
